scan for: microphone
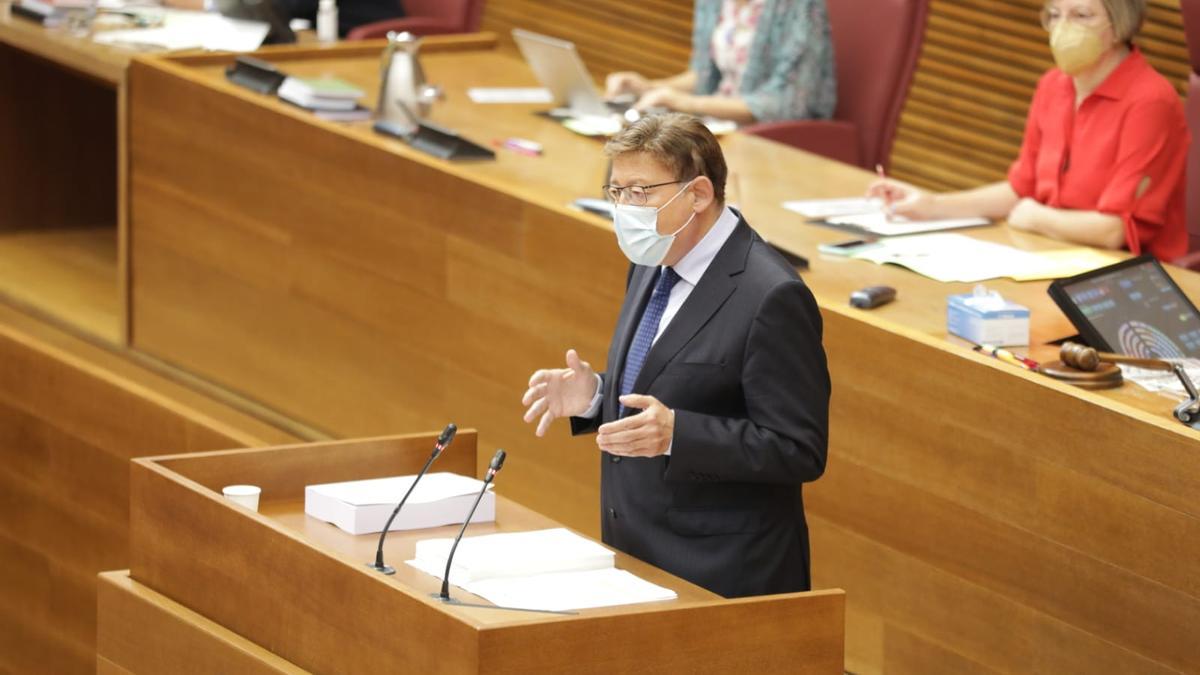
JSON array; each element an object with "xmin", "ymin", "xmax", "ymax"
[
  {"xmin": 438, "ymin": 449, "xmax": 506, "ymax": 601},
  {"xmin": 366, "ymin": 423, "xmax": 457, "ymax": 575}
]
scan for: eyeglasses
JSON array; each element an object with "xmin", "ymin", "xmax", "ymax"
[
  {"xmin": 1040, "ymin": 6, "xmax": 1109, "ymax": 30},
  {"xmin": 602, "ymin": 180, "xmax": 689, "ymax": 206}
]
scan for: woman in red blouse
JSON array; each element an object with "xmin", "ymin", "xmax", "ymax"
[{"xmin": 870, "ymin": 0, "xmax": 1189, "ymax": 261}]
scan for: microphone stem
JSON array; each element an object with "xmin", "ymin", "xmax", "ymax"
[
  {"xmin": 374, "ymin": 449, "xmax": 438, "ymax": 568},
  {"xmin": 440, "ymin": 474, "xmax": 493, "ymax": 600}
]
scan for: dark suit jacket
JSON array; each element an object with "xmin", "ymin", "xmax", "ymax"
[{"xmin": 571, "ymin": 214, "xmax": 829, "ymax": 598}]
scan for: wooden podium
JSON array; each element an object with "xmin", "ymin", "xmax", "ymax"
[{"xmin": 97, "ymin": 430, "xmax": 845, "ymax": 673}]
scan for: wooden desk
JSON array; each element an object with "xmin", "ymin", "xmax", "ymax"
[
  {"xmin": 0, "ymin": 2, "xmax": 138, "ymax": 342},
  {"xmin": 0, "ymin": 301, "xmax": 304, "ymax": 674},
  {"xmin": 104, "ymin": 432, "xmax": 845, "ymax": 673},
  {"xmin": 126, "ymin": 42, "xmax": 1200, "ymax": 673}
]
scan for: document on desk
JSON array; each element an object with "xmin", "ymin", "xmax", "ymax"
[
  {"xmin": 782, "ymin": 197, "xmax": 883, "ymax": 219},
  {"xmin": 466, "ymin": 87, "xmax": 554, "ymax": 104},
  {"xmin": 465, "ymin": 567, "xmax": 678, "ymax": 612},
  {"xmin": 92, "ymin": 9, "xmax": 268, "ymax": 51},
  {"xmin": 1119, "ymin": 359, "xmax": 1200, "ymax": 399},
  {"xmin": 850, "ymin": 234, "xmax": 1119, "ymax": 283},
  {"xmin": 406, "ymin": 528, "xmax": 677, "ymax": 611},
  {"xmin": 825, "ymin": 211, "xmax": 991, "ymax": 236}
]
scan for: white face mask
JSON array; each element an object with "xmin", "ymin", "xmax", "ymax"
[{"xmin": 612, "ymin": 180, "xmax": 697, "ymax": 267}]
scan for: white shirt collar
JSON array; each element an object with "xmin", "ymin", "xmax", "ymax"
[{"xmin": 667, "ymin": 205, "xmax": 739, "ymax": 287}]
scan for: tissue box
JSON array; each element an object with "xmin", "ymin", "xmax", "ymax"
[{"xmin": 947, "ymin": 293, "xmax": 1030, "ymax": 346}]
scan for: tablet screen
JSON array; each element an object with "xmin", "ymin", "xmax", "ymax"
[{"xmin": 1055, "ymin": 258, "xmax": 1200, "ymax": 358}]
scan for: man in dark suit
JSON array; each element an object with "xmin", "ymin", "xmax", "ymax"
[{"xmin": 521, "ymin": 113, "xmax": 829, "ymax": 598}]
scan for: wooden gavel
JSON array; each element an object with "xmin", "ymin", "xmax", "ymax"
[
  {"xmin": 1060, "ymin": 341, "xmax": 1200, "ymax": 427},
  {"xmin": 1060, "ymin": 341, "xmax": 1177, "ymax": 373}
]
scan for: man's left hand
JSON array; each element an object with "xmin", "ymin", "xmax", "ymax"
[{"xmin": 596, "ymin": 394, "xmax": 674, "ymax": 457}]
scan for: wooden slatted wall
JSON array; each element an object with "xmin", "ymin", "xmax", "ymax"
[
  {"xmin": 482, "ymin": 0, "xmax": 694, "ymax": 81},
  {"xmin": 480, "ymin": 0, "xmax": 1190, "ymax": 191}
]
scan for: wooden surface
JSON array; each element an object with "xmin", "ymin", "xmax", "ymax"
[
  {"xmin": 481, "ymin": 0, "xmax": 1191, "ymax": 192},
  {"xmin": 128, "ymin": 44, "xmax": 624, "ymax": 530},
  {"xmin": 0, "ymin": 225, "xmax": 120, "ymax": 342},
  {"xmin": 126, "ymin": 43, "xmax": 1200, "ymax": 674},
  {"xmin": 815, "ymin": 309, "xmax": 1200, "ymax": 674},
  {"xmin": 0, "ymin": 31, "xmax": 121, "ymax": 340},
  {"xmin": 0, "ymin": 303, "xmax": 300, "ymax": 675},
  {"xmin": 97, "ymin": 571, "xmax": 306, "ymax": 674},
  {"xmin": 125, "ymin": 435, "xmax": 845, "ymax": 674},
  {"xmin": 0, "ymin": 0, "xmax": 132, "ymax": 85}
]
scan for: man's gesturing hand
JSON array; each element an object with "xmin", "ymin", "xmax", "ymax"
[
  {"xmin": 596, "ymin": 394, "xmax": 674, "ymax": 457},
  {"xmin": 522, "ymin": 349, "xmax": 597, "ymax": 437}
]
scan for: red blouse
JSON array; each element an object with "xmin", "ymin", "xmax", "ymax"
[{"xmin": 1007, "ymin": 47, "xmax": 1189, "ymax": 260}]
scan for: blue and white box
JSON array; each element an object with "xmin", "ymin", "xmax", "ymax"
[{"xmin": 947, "ymin": 288, "xmax": 1030, "ymax": 347}]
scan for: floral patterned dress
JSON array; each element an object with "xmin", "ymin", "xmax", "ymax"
[{"xmin": 690, "ymin": 0, "xmax": 837, "ymax": 122}]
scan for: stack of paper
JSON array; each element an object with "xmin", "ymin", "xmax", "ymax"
[
  {"xmin": 304, "ymin": 472, "xmax": 494, "ymax": 535},
  {"xmin": 849, "ymin": 233, "xmax": 1119, "ymax": 282},
  {"xmin": 407, "ymin": 528, "xmax": 677, "ymax": 611},
  {"xmin": 825, "ymin": 211, "xmax": 990, "ymax": 237},
  {"xmin": 782, "ymin": 197, "xmax": 883, "ymax": 219},
  {"xmin": 782, "ymin": 198, "xmax": 990, "ymax": 236},
  {"xmin": 410, "ymin": 528, "xmax": 613, "ymax": 584}
]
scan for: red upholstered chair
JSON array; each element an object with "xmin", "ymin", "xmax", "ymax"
[
  {"xmin": 741, "ymin": 0, "xmax": 929, "ymax": 171},
  {"xmin": 345, "ymin": 0, "xmax": 483, "ymax": 41},
  {"xmin": 1181, "ymin": 0, "xmax": 1200, "ymax": 260}
]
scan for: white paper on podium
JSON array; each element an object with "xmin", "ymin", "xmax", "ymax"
[
  {"xmin": 409, "ymin": 528, "xmax": 613, "ymax": 584},
  {"xmin": 463, "ymin": 567, "xmax": 677, "ymax": 612},
  {"xmin": 406, "ymin": 528, "xmax": 677, "ymax": 611},
  {"xmin": 313, "ymin": 472, "xmax": 489, "ymax": 506}
]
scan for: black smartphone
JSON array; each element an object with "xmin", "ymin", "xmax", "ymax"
[{"xmin": 817, "ymin": 238, "xmax": 878, "ymax": 256}]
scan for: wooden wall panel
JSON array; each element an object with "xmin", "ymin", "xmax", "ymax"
[
  {"xmin": 98, "ymin": 571, "xmax": 306, "ymax": 674},
  {"xmin": 481, "ymin": 0, "xmax": 693, "ymax": 79},
  {"xmin": 480, "ymin": 0, "xmax": 1192, "ymax": 191},
  {"xmin": 810, "ymin": 307, "xmax": 1200, "ymax": 674},
  {"xmin": 0, "ymin": 42, "xmax": 116, "ymax": 232},
  {"xmin": 0, "ymin": 306, "xmax": 299, "ymax": 674}
]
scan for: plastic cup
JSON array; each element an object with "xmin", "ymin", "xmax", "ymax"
[{"xmin": 222, "ymin": 484, "xmax": 261, "ymax": 512}]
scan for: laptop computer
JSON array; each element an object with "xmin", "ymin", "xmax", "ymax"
[{"xmin": 511, "ymin": 28, "xmax": 629, "ymax": 118}]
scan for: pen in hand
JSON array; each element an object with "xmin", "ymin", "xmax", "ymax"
[{"xmin": 875, "ymin": 163, "xmax": 893, "ymax": 220}]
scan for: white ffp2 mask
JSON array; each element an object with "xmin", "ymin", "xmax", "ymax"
[{"xmin": 612, "ymin": 181, "xmax": 697, "ymax": 266}]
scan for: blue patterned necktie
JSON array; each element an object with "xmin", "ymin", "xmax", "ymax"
[{"xmin": 619, "ymin": 267, "xmax": 681, "ymax": 416}]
